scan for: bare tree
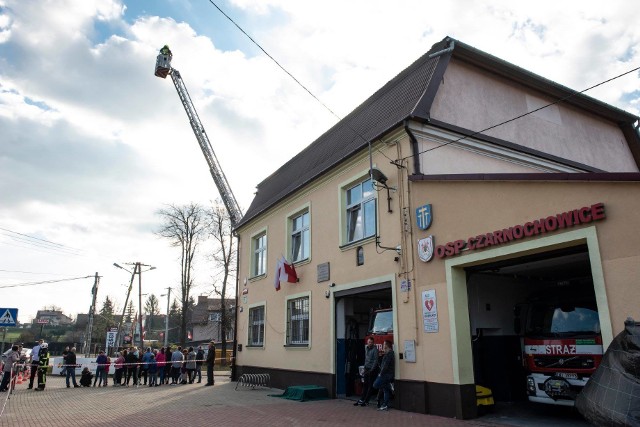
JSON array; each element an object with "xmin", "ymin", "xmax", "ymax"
[
  {"xmin": 144, "ymin": 294, "xmax": 160, "ymax": 332},
  {"xmin": 156, "ymin": 203, "xmax": 206, "ymax": 345},
  {"xmin": 206, "ymin": 200, "xmax": 236, "ymax": 365}
]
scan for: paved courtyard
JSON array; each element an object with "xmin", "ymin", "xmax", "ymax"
[{"xmin": 0, "ymin": 372, "xmax": 498, "ymax": 427}]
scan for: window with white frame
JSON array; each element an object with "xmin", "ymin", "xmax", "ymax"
[
  {"xmin": 252, "ymin": 231, "xmax": 267, "ymax": 277},
  {"xmin": 248, "ymin": 305, "xmax": 265, "ymax": 346},
  {"xmin": 290, "ymin": 210, "xmax": 310, "ymax": 263},
  {"xmin": 345, "ymin": 178, "xmax": 376, "ymax": 243},
  {"xmin": 286, "ymin": 296, "xmax": 309, "ymax": 345},
  {"xmin": 209, "ymin": 312, "xmax": 221, "ymax": 322}
]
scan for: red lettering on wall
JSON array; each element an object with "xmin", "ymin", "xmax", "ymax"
[
  {"xmin": 513, "ymin": 225, "xmax": 524, "ymax": 239},
  {"xmin": 557, "ymin": 211, "xmax": 573, "ymax": 228},
  {"xmin": 485, "ymin": 233, "xmax": 494, "ymax": 246},
  {"xmin": 493, "ymin": 230, "xmax": 504, "ymax": 244},
  {"xmin": 591, "ymin": 203, "xmax": 605, "ymax": 220},
  {"xmin": 579, "ymin": 207, "xmax": 592, "ymax": 223},
  {"xmin": 533, "ymin": 219, "xmax": 546, "ymax": 235},
  {"xmin": 502, "ymin": 228, "xmax": 513, "ymax": 242},
  {"xmin": 453, "ymin": 240, "xmax": 466, "ymax": 254},
  {"xmin": 545, "ymin": 216, "xmax": 558, "ymax": 231},
  {"xmin": 524, "ymin": 222, "xmax": 535, "ymax": 237},
  {"xmin": 467, "ymin": 237, "xmax": 476, "ymax": 250}
]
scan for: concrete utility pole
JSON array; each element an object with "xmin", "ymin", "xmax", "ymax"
[
  {"xmin": 161, "ymin": 287, "xmax": 172, "ymax": 348},
  {"xmin": 113, "ymin": 263, "xmax": 138, "ymax": 351},
  {"xmin": 83, "ymin": 272, "xmax": 100, "ymax": 357}
]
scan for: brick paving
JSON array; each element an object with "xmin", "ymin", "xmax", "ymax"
[{"xmin": 0, "ymin": 372, "xmax": 502, "ymax": 427}]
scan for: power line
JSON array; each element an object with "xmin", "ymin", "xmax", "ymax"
[
  {"xmin": 401, "ymin": 65, "xmax": 640, "ymax": 162},
  {"xmin": 0, "ymin": 275, "xmax": 94, "ymax": 289},
  {"xmin": 0, "ymin": 269, "xmax": 76, "ymax": 276}
]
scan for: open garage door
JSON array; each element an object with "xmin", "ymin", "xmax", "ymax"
[
  {"xmin": 465, "ymin": 244, "xmax": 598, "ymax": 424},
  {"xmin": 334, "ymin": 283, "xmax": 392, "ymax": 397}
]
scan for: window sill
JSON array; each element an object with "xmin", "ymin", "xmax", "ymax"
[
  {"xmin": 248, "ymin": 273, "xmax": 267, "ymax": 283},
  {"xmin": 339, "ymin": 235, "xmax": 375, "ymax": 252},
  {"xmin": 283, "ymin": 344, "xmax": 310, "ymax": 349},
  {"xmin": 246, "ymin": 345, "xmax": 264, "ymax": 349}
]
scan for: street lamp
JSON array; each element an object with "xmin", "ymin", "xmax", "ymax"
[{"xmin": 114, "ymin": 262, "xmax": 156, "ymax": 350}]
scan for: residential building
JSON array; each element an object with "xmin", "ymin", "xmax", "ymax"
[{"xmin": 190, "ymin": 295, "xmax": 235, "ymax": 344}]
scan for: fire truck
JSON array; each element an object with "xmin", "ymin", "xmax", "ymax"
[
  {"xmin": 364, "ymin": 308, "xmax": 394, "ymax": 355},
  {"xmin": 515, "ymin": 285, "xmax": 603, "ymax": 406}
]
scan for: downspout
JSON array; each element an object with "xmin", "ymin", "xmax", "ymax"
[
  {"xmin": 405, "ymin": 121, "xmax": 421, "ymax": 175},
  {"xmin": 231, "ymin": 233, "xmax": 240, "ymax": 381},
  {"xmin": 428, "ymin": 39, "xmax": 455, "ymax": 59}
]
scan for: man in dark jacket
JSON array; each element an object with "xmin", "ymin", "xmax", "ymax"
[
  {"xmin": 373, "ymin": 340, "xmax": 395, "ymax": 411},
  {"xmin": 195, "ymin": 346, "xmax": 204, "ymax": 383},
  {"xmin": 205, "ymin": 341, "xmax": 215, "ymax": 386},
  {"xmin": 354, "ymin": 337, "xmax": 380, "ymax": 406},
  {"xmin": 65, "ymin": 347, "xmax": 79, "ymax": 388}
]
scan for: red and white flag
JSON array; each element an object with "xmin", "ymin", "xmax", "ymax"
[{"xmin": 274, "ymin": 256, "xmax": 298, "ymax": 291}]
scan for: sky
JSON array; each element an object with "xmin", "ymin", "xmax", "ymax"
[{"xmin": 0, "ymin": 0, "xmax": 638, "ymax": 324}]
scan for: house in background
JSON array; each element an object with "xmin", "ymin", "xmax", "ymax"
[
  {"xmin": 33, "ymin": 310, "xmax": 73, "ymax": 326},
  {"xmin": 233, "ymin": 35, "xmax": 640, "ymax": 419},
  {"xmin": 190, "ymin": 295, "xmax": 235, "ymax": 346}
]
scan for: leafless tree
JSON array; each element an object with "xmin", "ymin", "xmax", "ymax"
[
  {"xmin": 144, "ymin": 294, "xmax": 160, "ymax": 332},
  {"xmin": 156, "ymin": 203, "xmax": 206, "ymax": 345},
  {"xmin": 206, "ymin": 200, "xmax": 236, "ymax": 365}
]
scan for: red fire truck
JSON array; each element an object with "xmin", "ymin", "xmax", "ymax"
[
  {"xmin": 515, "ymin": 286, "xmax": 603, "ymax": 406},
  {"xmin": 364, "ymin": 308, "xmax": 394, "ymax": 355}
]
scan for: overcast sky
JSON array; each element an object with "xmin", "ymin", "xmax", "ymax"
[{"xmin": 1, "ymin": 0, "xmax": 638, "ymax": 324}]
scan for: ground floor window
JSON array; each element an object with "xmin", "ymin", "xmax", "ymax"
[
  {"xmin": 248, "ymin": 305, "xmax": 265, "ymax": 346},
  {"xmin": 286, "ymin": 296, "xmax": 309, "ymax": 345}
]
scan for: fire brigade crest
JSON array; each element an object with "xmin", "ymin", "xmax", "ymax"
[
  {"xmin": 416, "ymin": 204, "xmax": 432, "ymax": 230},
  {"xmin": 418, "ymin": 235, "xmax": 434, "ymax": 262}
]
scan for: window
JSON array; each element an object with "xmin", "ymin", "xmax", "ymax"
[
  {"xmin": 345, "ymin": 178, "xmax": 376, "ymax": 243},
  {"xmin": 209, "ymin": 312, "xmax": 221, "ymax": 322},
  {"xmin": 286, "ymin": 296, "xmax": 309, "ymax": 345},
  {"xmin": 290, "ymin": 211, "xmax": 310, "ymax": 262},
  {"xmin": 248, "ymin": 305, "xmax": 265, "ymax": 346},
  {"xmin": 252, "ymin": 231, "xmax": 267, "ymax": 277}
]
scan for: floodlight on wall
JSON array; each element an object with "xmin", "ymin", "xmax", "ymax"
[
  {"xmin": 370, "ymin": 167, "xmax": 388, "ymax": 185},
  {"xmin": 370, "ymin": 167, "xmax": 395, "ymax": 213}
]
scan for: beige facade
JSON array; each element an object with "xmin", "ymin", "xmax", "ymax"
[{"xmin": 233, "ymin": 37, "xmax": 640, "ymax": 419}]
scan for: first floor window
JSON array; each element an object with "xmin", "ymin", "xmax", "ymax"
[
  {"xmin": 346, "ymin": 178, "xmax": 376, "ymax": 243},
  {"xmin": 252, "ymin": 232, "xmax": 267, "ymax": 276},
  {"xmin": 286, "ymin": 296, "xmax": 309, "ymax": 345},
  {"xmin": 291, "ymin": 211, "xmax": 310, "ymax": 262},
  {"xmin": 248, "ymin": 306, "xmax": 265, "ymax": 346}
]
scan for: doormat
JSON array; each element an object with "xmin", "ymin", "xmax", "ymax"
[{"xmin": 269, "ymin": 385, "xmax": 329, "ymax": 402}]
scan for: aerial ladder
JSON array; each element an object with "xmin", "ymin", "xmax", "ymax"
[{"xmin": 154, "ymin": 45, "xmax": 243, "ymax": 227}]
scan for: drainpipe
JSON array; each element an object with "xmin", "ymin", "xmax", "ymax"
[
  {"xmin": 231, "ymin": 234, "xmax": 240, "ymax": 381},
  {"xmin": 428, "ymin": 39, "xmax": 455, "ymax": 59},
  {"xmin": 404, "ymin": 121, "xmax": 421, "ymax": 175}
]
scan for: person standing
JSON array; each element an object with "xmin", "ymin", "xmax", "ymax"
[
  {"xmin": 65, "ymin": 347, "xmax": 79, "ymax": 388},
  {"xmin": 186, "ymin": 347, "xmax": 196, "ymax": 384},
  {"xmin": 141, "ymin": 347, "xmax": 152, "ymax": 385},
  {"xmin": 147, "ymin": 354, "xmax": 158, "ymax": 387},
  {"xmin": 93, "ymin": 351, "xmax": 108, "ymax": 387},
  {"xmin": 170, "ymin": 346, "xmax": 183, "ymax": 385},
  {"xmin": 0, "ymin": 345, "xmax": 19, "ymax": 392},
  {"xmin": 354, "ymin": 337, "xmax": 380, "ymax": 407},
  {"xmin": 60, "ymin": 346, "xmax": 70, "ymax": 377},
  {"xmin": 34, "ymin": 343, "xmax": 50, "ymax": 391},
  {"xmin": 205, "ymin": 341, "xmax": 215, "ymax": 386},
  {"xmin": 156, "ymin": 348, "xmax": 166, "ymax": 386},
  {"xmin": 113, "ymin": 351, "xmax": 125, "ymax": 386},
  {"xmin": 195, "ymin": 346, "xmax": 204, "ymax": 383},
  {"xmin": 125, "ymin": 347, "xmax": 138, "ymax": 386},
  {"xmin": 28, "ymin": 339, "xmax": 43, "ymax": 389},
  {"xmin": 374, "ymin": 340, "xmax": 395, "ymax": 411}
]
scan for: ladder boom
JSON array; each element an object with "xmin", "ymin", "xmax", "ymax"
[{"xmin": 167, "ymin": 68, "xmax": 243, "ymax": 227}]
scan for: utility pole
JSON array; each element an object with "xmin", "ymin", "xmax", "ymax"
[
  {"xmin": 137, "ymin": 262, "xmax": 143, "ymax": 350},
  {"xmin": 162, "ymin": 287, "xmax": 172, "ymax": 347},
  {"xmin": 83, "ymin": 272, "xmax": 100, "ymax": 357},
  {"xmin": 113, "ymin": 263, "xmax": 138, "ymax": 351}
]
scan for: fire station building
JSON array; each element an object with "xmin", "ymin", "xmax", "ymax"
[{"xmin": 233, "ymin": 36, "xmax": 640, "ymax": 419}]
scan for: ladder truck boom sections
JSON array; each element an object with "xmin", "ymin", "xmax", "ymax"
[{"xmin": 155, "ymin": 46, "xmax": 243, "ymax": 227}]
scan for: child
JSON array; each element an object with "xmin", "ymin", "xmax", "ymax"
[
  {"xmin": 148, "ymin": 354, "xmax": 158, "ymax": 387},
  {"xmin": 80, "ymin": 367, "xmax": 93, "ymax": 387}
]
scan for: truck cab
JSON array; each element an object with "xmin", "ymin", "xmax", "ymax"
[{"xmin": 515, "ymin": 286, "xmax": 602, "ymax": 406}]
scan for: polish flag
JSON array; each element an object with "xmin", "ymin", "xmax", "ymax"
[{"xmin": 274, "ymin": 256, "xmax": 298, "ymax": 291}]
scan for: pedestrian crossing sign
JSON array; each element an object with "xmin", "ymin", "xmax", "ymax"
[{"xmin": 0, "ymin": 308, "xmax": 18, "ymax": 326}]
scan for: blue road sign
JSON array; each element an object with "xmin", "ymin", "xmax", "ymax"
[{"xmin": 0, "ymin": 308, "xmax": 18, "ymax": 326}]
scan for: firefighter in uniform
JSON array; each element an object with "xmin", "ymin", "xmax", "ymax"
[{"xmin": 34, "ymin": 342, "xmax": 50, "ymax": 391}]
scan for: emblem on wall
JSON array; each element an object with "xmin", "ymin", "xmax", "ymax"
[
  {"xmin": 418, "ymin": 235, "xmax": 434, "ymax": 262},
  {"xmin": 416, "ymin": 204, "xmax": 432, "ymax": 230}
]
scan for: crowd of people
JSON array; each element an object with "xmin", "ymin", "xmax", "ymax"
[{"xmin": 1, "ymin": 340, "xmax": 218, "ymax": 393}]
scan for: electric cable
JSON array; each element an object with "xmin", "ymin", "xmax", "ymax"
[{"xmin": 0, "ymin": 275, "xmax": 94, "ymax": 289}]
